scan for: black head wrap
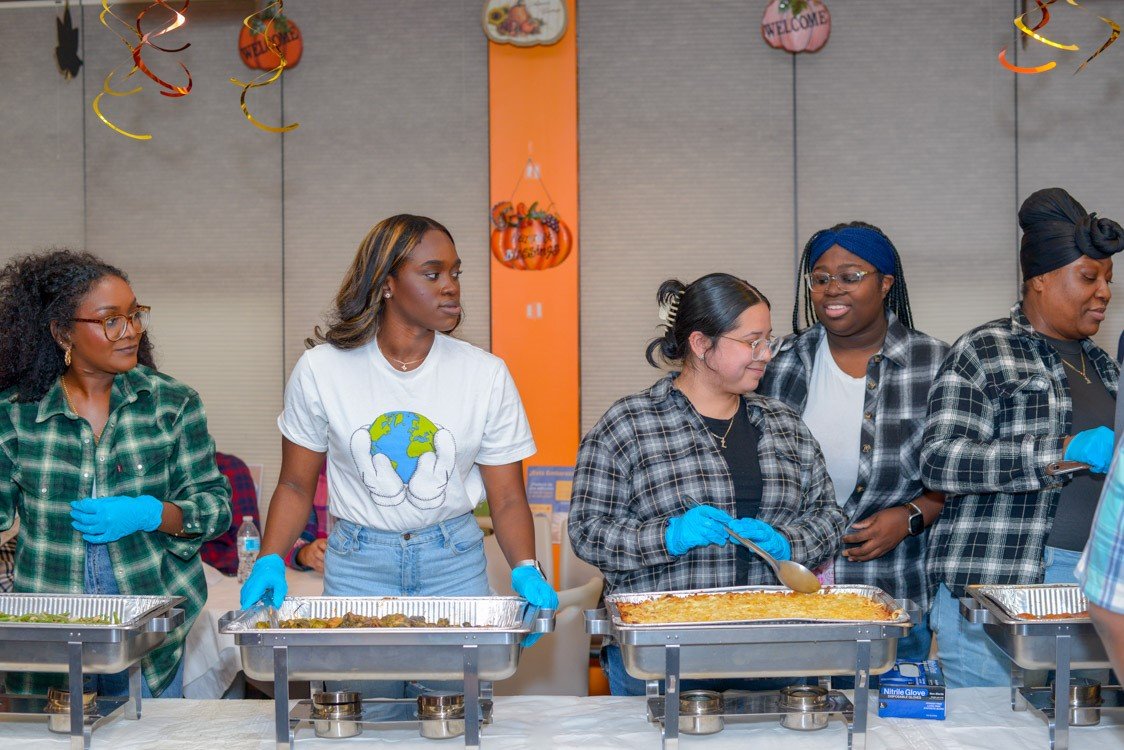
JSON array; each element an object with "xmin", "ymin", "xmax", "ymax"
[{"xmin": 1019, "ymin": 187, "xmax": 1124, "ymax": 280}]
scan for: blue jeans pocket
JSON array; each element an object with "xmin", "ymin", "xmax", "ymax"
[
  {"xmin": 327, "ymin": 522, "xmax": 359, "ymax": 558},
  {"xmin": 446, "ymin": 518, "xmax": 484, "ymax": 556}
]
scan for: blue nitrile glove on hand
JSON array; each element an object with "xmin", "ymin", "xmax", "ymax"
[
  {"xmin": 1065, "ymin": 426, "xmax": 1115, "ymax": 474},
  {"xmin": 240, "ymin": 554, "xmax": 287, "ymax": 610},
  {"xmin": 70, "ymin": 495, "xmax": 163, "ymax": 544},
  {"xmin": 665, "ymin": 505, "xmax": 733, "ymax": 556},
  {"xmin": 511, "ymin": 563, "xmax": 559, "ymax": 647},
  {"xmin": 728, "ymin": 517, "xmax": 792, "ymax": 561}
]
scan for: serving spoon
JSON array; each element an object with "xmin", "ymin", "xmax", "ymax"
[{"xmin": 684, "ymin": 496, "xmax": 822, "ymax": 594}]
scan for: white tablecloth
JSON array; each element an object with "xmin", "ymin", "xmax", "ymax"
[
  {"xmin": 0, "ymin": 690, "xmax": 1121, "ymax": 749},
  {"xmin": 183, "ymin": 565, "xmax": 324, "ymax": 699}
]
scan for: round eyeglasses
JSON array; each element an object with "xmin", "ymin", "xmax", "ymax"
[
  {"xmin": 719, "ymin": 334, "xmax": 781, "ymax": 361},
  {"xmin": 71, "ymin": 306, "xmax": 151, "ymax": 342}
]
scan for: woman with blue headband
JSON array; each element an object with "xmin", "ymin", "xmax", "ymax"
[{"xmin": 758, "ymin": 221, "xmax": 949, "ymax": 666}]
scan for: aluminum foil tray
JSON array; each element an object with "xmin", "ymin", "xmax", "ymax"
[
  {"xmin": 221, "ymin": 596, "xmax": 553, "ymax": 682},
  {"xmin": 604, "ymin": 584, "xmax": 910, "ymax": 628},
  {"xmin": 588, "ymin": 585, "xmax": 915, "ymax": 680},
  {"xmin": 222, "ymin": 596, "xmax": 526, "ymax": 632},
  {"xmin": 962, "ymin": 584, "xmax": 1107, "ymax": 670},
  {"xmin": 0, "ymin": 594, "xmax": 184, "ymax": 674},
  {"xmin": 972, "ymin": 584, "xmax": 1089, "ymax": 623}
]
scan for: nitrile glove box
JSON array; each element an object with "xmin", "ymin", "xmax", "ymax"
[{"xmin": 877, "ymin": 660, "xmax": 946, "ymax": 720}]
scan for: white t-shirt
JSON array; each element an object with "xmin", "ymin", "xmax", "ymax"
[
  {"xmin": 279, "ymin": 333, "xmax": 536, "ymax": 531},
  {"xmin": 801, "ymin": 337, "xmax": 867, "ymax": 506}
]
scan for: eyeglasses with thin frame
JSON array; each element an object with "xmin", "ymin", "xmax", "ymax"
[
  {"xmin": 719, "ymin": 334, "xmax": 781, "ymax": 361},
  {"xmin": 71, "ymin": 306, "xmax": 151, "ymax": 342},
  {"xmin": 804, "ymin": 270, "xmax": 876, "ymax": 293}
]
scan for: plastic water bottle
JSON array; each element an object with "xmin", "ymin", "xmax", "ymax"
[{"xmin": 236, "ymin": 516, "xmax": 261, "ymax": 583}]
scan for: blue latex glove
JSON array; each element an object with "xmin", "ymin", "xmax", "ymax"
[
  {"xmin": 239, "ymin": 554, "xmax": 287, "ymax": 610},
  {"xmin": 1065, "ymin": 426, "xmax": 1115, "ymax": 474},
  {"xmin": 69, "ymin": 495, "xmax": 163, "ymax": 544},
  {"xmin": 511, "ymin": 564, "xmax": 559, "ymax": 647},
  {"xmin": 665, "ymin": 505, "xmax": 733, "ymax": 556},
  {"xmin": 728, "ymin": 517, "xmax": 792, "ymax": 562}
]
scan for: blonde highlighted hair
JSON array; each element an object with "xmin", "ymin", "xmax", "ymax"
[{"xmin": 307, "ymin": 215, "xmax": 455, "ymax": 350}]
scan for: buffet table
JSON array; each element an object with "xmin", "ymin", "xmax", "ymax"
[
  {"xmin": 183, "ymin": 565, "xmax": 324, "ymax": 699},
  {"xmin": 0, "ymin": 689, "xmax": 1120, "ymax": 749}
]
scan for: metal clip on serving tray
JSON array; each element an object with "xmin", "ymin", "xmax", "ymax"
[
  {"xmin": 585, "ymin": 586, "xmax": 917, "ymax": 750},
  {"xmin": 220, "ymin": 597, "xmax": 554, "ymax": 750},
  {"xmin": 0, "ymin": 594, "xmax": 184, "ymax": 750},
  {"xmin": 961, "ymin": 585, "xmax": 1120, "ymax": 750}
]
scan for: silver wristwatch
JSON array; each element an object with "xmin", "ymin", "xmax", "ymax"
[{"xmin": 513, "ymin": 559, "xmax": 545, "ymax": 578}]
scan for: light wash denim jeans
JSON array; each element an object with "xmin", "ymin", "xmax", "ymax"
[
  {"xmin": 83, "ymin": 543, "xmax": 183, "ymax": 698},
  {"xmin": 933, "ymin": 545, "xmax": 1091, "ymax": 689},
  {"xmin": 323, "ymin": 513, "xmax": 492, "ymax": 698}
]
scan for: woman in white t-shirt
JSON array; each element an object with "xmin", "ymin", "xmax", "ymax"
[{"xmin": 240, "ymin": 214, "xmax": 557, "ymax": 632}]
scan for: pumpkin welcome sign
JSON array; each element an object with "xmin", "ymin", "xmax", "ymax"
[
  {"xmin": 238, "ymin": 5, "xmax": 302, "ymax": 70},
  {"xmin": 761, "ymin": 0, "xmax": 830, "ymax": 54}
]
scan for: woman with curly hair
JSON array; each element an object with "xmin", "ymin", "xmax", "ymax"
[{"xmin": 0, "ymin": 249, "xmax": 231, "ymax": 698}]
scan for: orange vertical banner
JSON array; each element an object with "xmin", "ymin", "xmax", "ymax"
[{"xmin": 488, "ymin": 0, "xmax": 580, "ymax": 519}]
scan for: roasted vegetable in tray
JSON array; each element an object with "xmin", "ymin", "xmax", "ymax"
[
  {"xmin": 255, "ymin": 612, "xmax": 470, "ymax": 629},
  {"xmin": 0, "ymin": 611, "xmax": 121, "ymax": 625}
]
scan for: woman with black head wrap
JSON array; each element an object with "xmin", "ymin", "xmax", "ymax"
[{"xmin": 922, "ymin": 188, "xmax": 1122, "ymax": 688}]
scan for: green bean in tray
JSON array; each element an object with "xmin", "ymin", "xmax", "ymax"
[{"xmin": 0, "ymin": 611, "xmax": 121, "ymax": 625}]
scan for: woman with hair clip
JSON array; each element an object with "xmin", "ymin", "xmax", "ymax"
[
  {"xmin": 569, "ymin": 273, "xmax": 846, "ymax": 695},
  {"xmin": 0, "ymin": 249, "xmax": 231, "ymax": 698},
  {"xmin": 757, "ymin": 222, "xmax": 948, "ymax": 664},
  {"xmin": 240, "ymin": 215, "xmax": 557, "ymax": 697}
]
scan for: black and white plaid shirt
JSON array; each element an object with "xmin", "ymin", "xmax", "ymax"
[
  {"xmin": 922, "ymin": 303, "xmax": 1119, "ymax": 598},
  {"xmin": 568, "ymin": 374, "xmax": 846, "ymax": 595},
  {"xmin": 757, "ymin": 312, "xmax": 949, "ymax": 610}
]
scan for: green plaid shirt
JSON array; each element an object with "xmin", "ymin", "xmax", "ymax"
[{"xmin": 0, "ymin": 365, "xmax": 231, "ymax": 696}]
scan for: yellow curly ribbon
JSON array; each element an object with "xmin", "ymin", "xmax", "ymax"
[
  {"xmin": 230, "ymin": 1, "xmax": 299, "ymax": 133},
  {"xmin": 1014, "ymin": 0, "xmax": 1077, "ymax": 51},
  {"xmin": 92, "ymin": 1, "xmax": 150, "ymax": 139},
  {"xmin": 1067, "ymin": 0, "xmax": 1121, "ymax": 74}
]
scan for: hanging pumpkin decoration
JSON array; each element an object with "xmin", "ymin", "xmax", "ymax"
[
  {"xmin": 238, "ymin": 4, "xmax": 302, "ymax": 70},
  {"xmin": 490, "ymin": 201, "xmax": 573, "ymax": 271},
  {"xmin": 761, "ymin": 0, "xmax": 831, "ymax": 54}
]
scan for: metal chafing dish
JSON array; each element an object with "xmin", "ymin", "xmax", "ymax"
[
  {"xmin": 220, "ymin": 596, "xmax": 553, "ymax": 750},
  {"xmin": 961, "ymin": 583, "xmax": 1122, "ymax": 750},
  {"xmin": 585, "ymin": 584, "xmax": 915, "ymax": 750},
  {"xmin": 0, "ymin": 593, "xmax": 185, "ymax": 750}
]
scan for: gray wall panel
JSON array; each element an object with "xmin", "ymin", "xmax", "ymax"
[{"xmin": 579, "ymin": 0, "xmax": 795, "ymax": 432}]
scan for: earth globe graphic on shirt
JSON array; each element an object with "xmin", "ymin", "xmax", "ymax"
[{"xmin": 368, "ymin": 411, "xmax": 438, "ymax": 483}]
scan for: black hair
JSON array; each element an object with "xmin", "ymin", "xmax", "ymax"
[
  {"xmin": 792, "ymin": 220, "xmax": 914, "ymax": 333},
  {"xmin": 0, "ymin": 249, "xmax": 156, "ymax": 403},
  {"xmin": 646, "ymin": 273, "xmax": 771, "ymax": 368}
]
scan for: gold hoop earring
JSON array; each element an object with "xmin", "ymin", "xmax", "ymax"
[{"xmin": 64, "ymin": 346, "xmax": 72, "ymax": 367}]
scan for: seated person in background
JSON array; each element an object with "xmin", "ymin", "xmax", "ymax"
[
  {"xmin": 1078, "ymin": 448, "xmax": 1124, "ymax": 679},
  {"xmin": 569, "ymin": 273, "xmax": 846, "ymax": 696},
  {"xmin": 285, "ymin": 461, "xmax": 329, "ymax": 573},
  {"xmin": 922, "ymin": 187, "xmax": 1122, "ymax": 688},
  {"xmin": 200, "ymin": 452, "xmax": 261, "ymax": 575}
]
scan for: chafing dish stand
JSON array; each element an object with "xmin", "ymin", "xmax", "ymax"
[
  {"xmin": 962, "ymin": 584, "xmax": 1123, "ymax": 750},
  {"xmin": 586, "ymin": 586, "xmax": 916, "ymax": 750},
  {"xmin": 0, "ymin": 594, "xmax": 185, "ymax": 750}
]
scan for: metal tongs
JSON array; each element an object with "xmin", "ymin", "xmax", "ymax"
[
  {"xmin": 1046, "ymin": 460, "xmax": 1091, "ymax": 476},
  {"xmin": 684, "ymin": 496, "xmax": 821, "ymax": 594}
]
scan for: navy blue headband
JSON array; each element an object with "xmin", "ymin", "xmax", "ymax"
[{"xmin": 808, "ymin": 227, "xmax": 896, "ymax": 275}]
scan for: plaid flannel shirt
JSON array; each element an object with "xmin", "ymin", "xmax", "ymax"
[
  {"xmin": 568, "ymin": 374, "xmax": 846, "ymax": 595},
  {"xmin": 200, "ymin": 452, "xmax": 260, "ymax": 576},
  {"xmin": 922, "ymin": 303, "xmax": 1119, "ymax": 598},
  {"xmin": 1077, "ymin": 448, "xmax": 1124, "ymax": 613},
  {"xmin": 0, "ymin": 366, "xmax": 231, "ymax": 695},
  {"xmin": 757, "ymin": 312, "xmax": 949, "ymax": 610}
]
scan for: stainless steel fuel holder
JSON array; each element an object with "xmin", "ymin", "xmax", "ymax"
[
  {"xmin": 961, "ymin": 583, "xmax": 1122, "ymax": 750},
  {"xmin": 0, "ymin": 593, "xmax": 185, "ymax": 750},
  {"xmin": 584, "ymin": 584, "xmax": 915, "ymax": 750},
  {"xmin": 219, "ymin": 595, "xmax": 553, "ymax": 750}
]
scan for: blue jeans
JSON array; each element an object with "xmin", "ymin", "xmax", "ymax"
[
  {"xmin": 933, "ymin": 546, "xmax": 1087, "ymax": 689},
  {"xmin": 599, "ymin": 644, "xmax": 808, "ymax": 696},
  {"xmin": 323, "ymin": 514, "xmax": 491, "ymax": 698},
  {"xmin": 83, "ymin": 544, "xmax": 183, "ymax": 698}
]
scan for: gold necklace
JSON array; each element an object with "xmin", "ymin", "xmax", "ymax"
[
  {"xmin": 708, "ymin": 415, "xmax": 736, "ymax": 450},
  {"xmin": 60, "ymin": 375, "xmax": 101, "ymax": 443},
  {"xmin": 1060, "ymin": 351, "xmax": 1092, "ymax": 385}
]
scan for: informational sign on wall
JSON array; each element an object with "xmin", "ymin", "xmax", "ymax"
[{"xmin": 526, "ymin": 465, "xmax": 574, "ymax": 543}]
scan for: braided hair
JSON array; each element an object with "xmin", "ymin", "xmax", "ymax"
[{"xmin": 792, "ymin": 220, "xmax": 914, "ymax": 333}]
